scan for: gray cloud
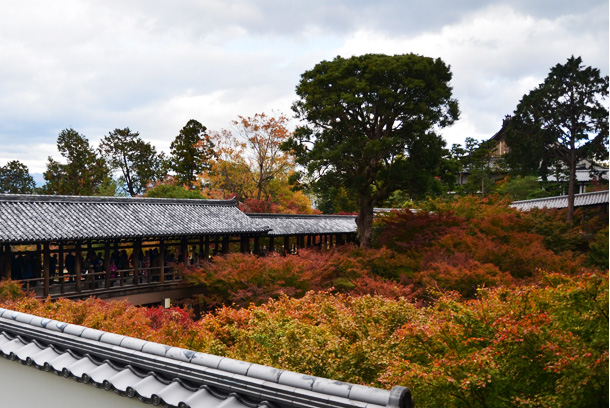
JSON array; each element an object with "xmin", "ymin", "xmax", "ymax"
[{"xmin": 0, "ymin": 0, "xmax": 607, "ymax": 173}]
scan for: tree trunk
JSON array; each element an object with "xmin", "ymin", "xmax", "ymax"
[
  {"xmin": 356, "ymin": 198, "xmax": 375, "ymax": 248},
  {"xmin": 567, "ymin": 148, "xmax": 576, "ymax": 223}
]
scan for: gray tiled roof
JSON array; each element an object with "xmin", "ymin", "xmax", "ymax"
[
  {"xmin": 0, "ymin": 194, "xmax": 270, "ymax": 244},
  {"xmin": 510, "ymin": 190, "xmax": 609, "ymax": 211},
  {"xmin": 0, "ymin": 308, "xmax": 412, "ymax": 408},
  {"xmin": 247, "ymin": 214, "xmax": 357, "ymax": 236}
]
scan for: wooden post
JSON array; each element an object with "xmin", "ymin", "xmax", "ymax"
[
  {"xmin": 181, "ymin": 237, "xmax": 188, "ymax": 265},
  {"xmin": 133, "ymin": 239, "xmax": 141, "ymax": 285},
  {"xmin": 43, "ymin": 243, "xmax": 50, "ymax": 297},
  {"xmin": 159, "ymin": 239, "xmax": 165, "ymax": 283},
  {"xmin": 240, "ymin": 236, "xmax": 249, "ymax": 253},
  {"xmin": 104, "ymin": 241, "xmax": 111, "ymax": 289},
  {"xmin": 253, "ymin": 236, "xmax": 260, "ymax": 255},
  {"xmin": 198, "ymin": 236, "xmax": 204, "ymax": 264},
  {"xmin": 204, "ymin": 236, "xmax": 210, "ymax": 260},
  {"xmin": 269, "ymin": 236, "xmax": 275, "ymax": 253},
  {"xmin": 35, "ymin": 243, "xmax": 42, "ymax": 284},
  {"xmin": 0, "ymin": 245, "xmax": 9, "ymax": 279},
  {"xmin": 58, "ymin": 243, "xmax": 64, "ymax": 293},
  {"xmin": 222, "ymin": 235, "xmax": 230, "ymax": 254},
  {"xmin": 306, "ymin": 235, "xmax": 312, "ymax": 247},
  {"xmin": 75, "ymin": 243, "xmax": 82, "ymax": 292},
  {"xmin": 283, "ymin": 236, "xmax": 290, "ymax": 254}
]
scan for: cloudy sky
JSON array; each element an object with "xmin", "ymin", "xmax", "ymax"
[{"xmin": 0, "ymin": 0, "xmax": 608, "ymax": 174}]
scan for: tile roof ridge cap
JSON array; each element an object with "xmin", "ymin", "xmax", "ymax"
[{"xmin": 0, "ymin": 193, "xmax": 238, "ymax": 206}]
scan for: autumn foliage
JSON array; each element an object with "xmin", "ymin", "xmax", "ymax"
[
  {"xmin": 0, "ymin": 195, "xmax": 607, "ymax": 407},
  {"xmin": 1, "ymin": 272, "xmax": 607, "ymax": 407}
]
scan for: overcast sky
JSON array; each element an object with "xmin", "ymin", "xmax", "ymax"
[{"xmin": 0, "ymin": 0, "xmax": 608, "ymax": 174}]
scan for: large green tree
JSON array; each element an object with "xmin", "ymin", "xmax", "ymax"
[
  {"xmin": 99, "ymin": 128, "xmax": 165, "ymax": 196},
  {"xmin": 505, "ymin": 56, "xmax": 609, "ymax": 221},
  {"xmin": 169, "ymin": 119, "xmax": 216, "ymax": 189},
  {"xmin": 0, "ymin": 160, "xmax": 36, "ymax": 194},
  {"xmin": 43, "ymin": 128, "xmax": 111, "ymax": 195},
  {"xmin": 286, "ymin": 53, "xmax": 459, "ymax": 246}
]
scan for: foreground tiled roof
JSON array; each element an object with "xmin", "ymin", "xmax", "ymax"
[
  {"xmin": 0, "ymin": 308, "xmax": 412, "ymax": 408},
  {"xmin": 0, "ymin": 194, "xmax": 270, "ymax": 244},
  {"xmin": 247, "ymin": 214, "xmax": 357, "ymax": 236},
  {"xmin": 510, "ymin": 190, "xmax": 609, "ymax": 211}
]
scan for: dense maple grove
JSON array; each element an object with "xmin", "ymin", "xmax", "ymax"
[{"xmin": 0, "ymin": 195, "xmax": 607, "ymax": 407}]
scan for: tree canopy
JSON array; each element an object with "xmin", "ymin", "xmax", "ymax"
[
  {"xmin": 43, "ymin": 128, "xmax": 111, "ymax": 195},
  {"xmin": 0, "ymin": 160, "xmax": 36, "ymax": 194},
  {"xmin": 99, "ymin": 127, "xmax": 165, "ymax": 196},
  {"xmin": 286, "ymin": 53, "xmax": 459, "ymax": 246},
  {"xmin": 204, "ymin": 113, "xmax": 316, "ymax": 213},
  {"xmin": 169, "ymin": 119, "xmax": 215, "ymax": 189},
  {"xmin": 505, "ymin": 56, "xmax": 609, "ymax": 221}
]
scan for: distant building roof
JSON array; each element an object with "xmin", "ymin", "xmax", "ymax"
[
  {"xmin": 0, "ymin": 194, "xmax": 270, "ymax": 244},
  {"xmin": 510, "ymin": 190, "xmax": 609, "ymax": 211},
  {"xmin": 247, "ymin": 213, "xmax": 357, "ymax": 236},
  {"xmin": 0, "ymin": 307, "xmax": 412, "ymax": 408}
]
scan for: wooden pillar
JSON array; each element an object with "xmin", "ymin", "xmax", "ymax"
[
  {"xmin": 197, "ymin": 236, "xmax": 204, "ymax": 263},
  {"xmin": 43, "ymin": 243, "xmax": 50, "ymax": 297},
  {"xmin": 35, "ymin": 243, "xmax": 42, "ymax": 282},
  {"xmin": 104, "ymin": 241, "xmax": 111, "ymax": 289},
  {"xmin": 133, "ymin": 239, "xmax": 141, "ymax": 285},
  {"xmin": 222, "ymin": 235, "xmax": 230, "ymax": 254},
  {"xmin": 269, "ymin": 236, "xmax": 275, "ymax": 253},
  {"xmin": 75, "ymin": 242, "xmax": 82, "ymax": 292},
  {"xmin": 337, "ymin": 234, "xmax": 344, "ymax": 245},
  {"xmin": 181, "ymin": 237, "xmax": 188, "ymax": 265},
  {"xmin": 240, "ymin": 236, "xmax": 249, "ymax": 253},
  {"xmin": 159, "ymin": 239, "xmax": 165, "ymax": 283},
  {"xmin": 214, "ymin": 236, "xmax": 220, "ymax": 255},
  {"xmin": 58, "ymin": 243, "xmax": 64, "ymax": 293},
  {"xmin": 58, "ymin": 244, "xmax": 64, "ymax": 278},
  {"xmin": 253, "ymin": 236, "xmax": 260, "ymax": 255},
  {"xmin": 1, "ymin": 245, "xmax": 10, "ymax": 279},
  {"xmin": 283, "ymin": 236, "xmax": 290, "ymax": 254},
  {"xmin": 329, "ymin": 235, "xmax": 334, "ymax": 247},
  {"xmin": 204, "ymin": 236, "xmax": 210, "ymax": 260}
]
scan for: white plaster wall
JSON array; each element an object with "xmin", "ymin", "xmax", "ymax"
[{"xmin": 0, "ymin": 357, "xmax": 142, "ymax": 408}]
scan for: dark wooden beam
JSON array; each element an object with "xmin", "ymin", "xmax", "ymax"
[
  {"xmin": 75, "ymin": 242, "xmax": 82, "ymax": 293},
  {"xmin": 159, "ymin": 239, "xmax": 165, "ymax": 283},
  {"xmin": 42, "ymin": 243, "xmax": 50, "ymax": 297}
]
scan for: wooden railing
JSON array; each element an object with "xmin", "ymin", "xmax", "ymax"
[{"xmin": 21, "ymin": 264, "xmax": 184, "ymax": 298}]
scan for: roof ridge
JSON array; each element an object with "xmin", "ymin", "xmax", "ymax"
[
  {"xmin": 511, "ymin": 189, "xmax": 609, "ymax": 204},
  {"xmin": 0, "ymin": 193, "xmax": 238, "ymax": 207},
  {"xmin": 247, "ymin": 213, "xmax": 357, "ymax": 218}
]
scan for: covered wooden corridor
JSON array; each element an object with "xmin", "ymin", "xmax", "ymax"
[{"xmin": 0, "ymin": 194, "xmax": 358, "ymax": 303}]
